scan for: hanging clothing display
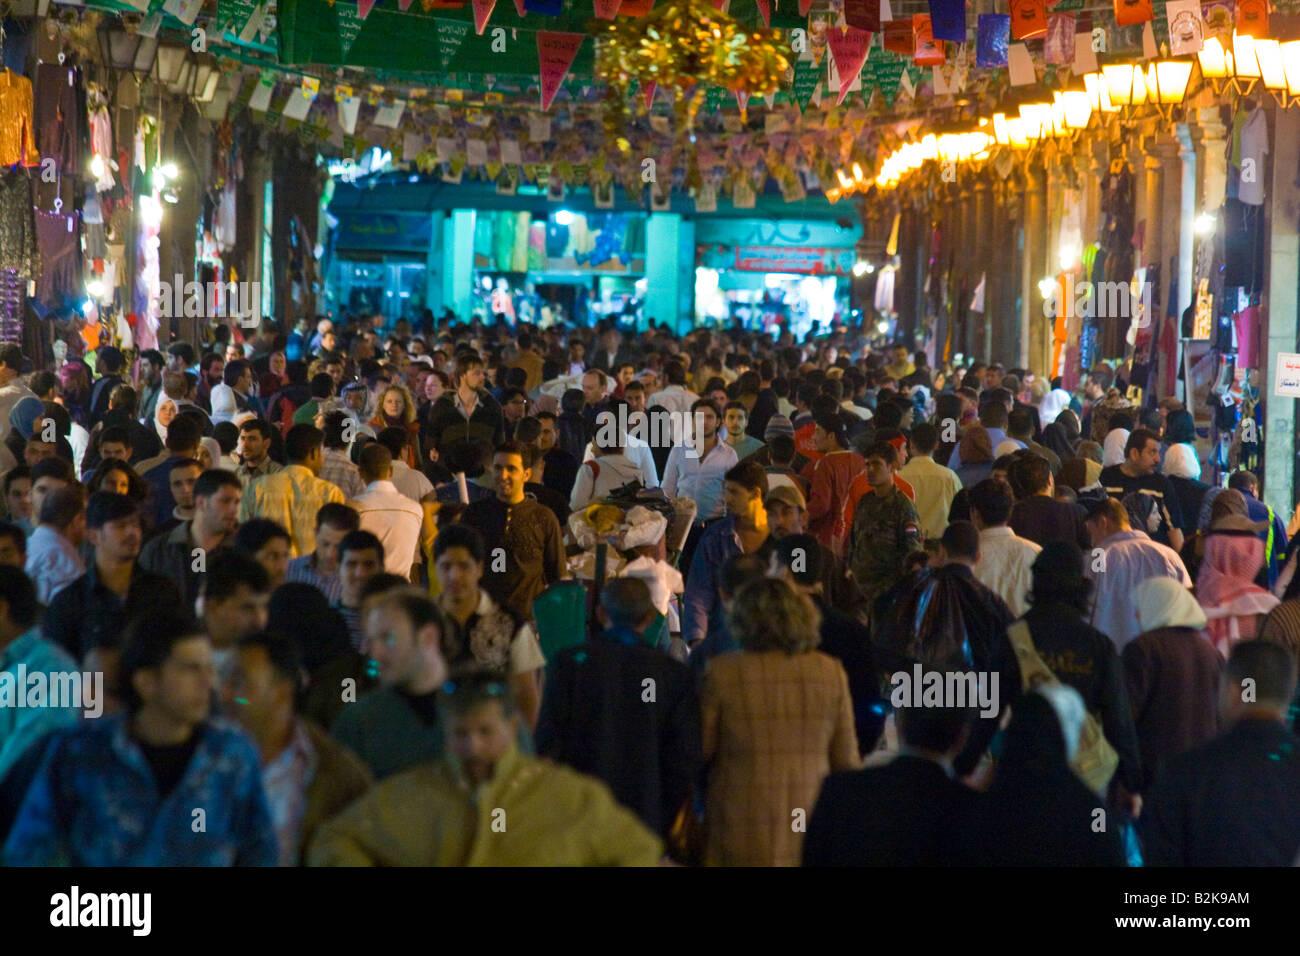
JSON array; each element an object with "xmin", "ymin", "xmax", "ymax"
[
  {"xmin": 1098, "ymin": 160, "xmax": 1135, "ymax": 359},
  {"xmin": 34, "ymin": 209, "xmax": 80, "ymax": 304},
  {"xmin": 34, "ymin": 62, "xmax": 85, "ymax": 210},
  {"xmin": 0, "ymin": 168, "xmax": 39, "ymax": 279},
  {"xmin": 1234, "ymin": 305, "xmax": 1261, "ymax": 367},
  {"xmin": 88, "ymin": 98, "xmax": 114, "ymax": 192},
  {"xmin": 874, "ymin": 266, "xmax": 896, "ymax": 314},
  {"xmin": 82, "ymin": 192, "xmax": 106, "ymax": 261},
  {"xmin": 1238, "ymin": 110, "xmax": 1268, "ymax": 206},
  {"xmin": 0, "ymin": 68, "xmax": 39, "ymax": 167},
  {"xmin": 213, "ymin": 184, "xmax": 237, "ymax": 250},
  {"xmin": 0, "ymin": 269, "xmax": 23, "ymax": 345}
]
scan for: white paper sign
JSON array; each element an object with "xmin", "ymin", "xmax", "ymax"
[
  {"xmin": 248, "ymin": 74, "xmax": 275, "ymax": 112},
  {"xmin": 337, "ymin": 93, "xmax": 361, "ymax": 134},
  {"xmin": 500, "ymin": 139, "xmax": 522, "ymax": 165},
  {"xmin": 282, "ymin": 88, "xmax": 315, "ymax": 120},
  {"xmin": 466, "ymin": 139, "xmax": 488, "ymax": 165},
  {"xmin": 1166, "ymin": 0, "xmax": 1205, "ymax": 55},
  {"xmin": 529, "ymin": 116, "xmax": 551, "ymax": 142},
  {"xmin": 436, "ymin": 137, "xmax": 457, "ymax": 161},
  {"xmin": 240, "ymin": 4, "xmax": 267, "ymax": 44},
  {"xmin": 1008, "ymin": 42, "xmax": 1036, "ymax": 86},
  {"xmin": 137, "ymin": 11, "xmax": 163, "ymax": 37},
  {"xmin": 163, "ymin": 0, "xmax": 204, "ymax": 26},
  {"xmin": 403, "ymin": 132, "xmax": 424, "ymax": 161},
  {"xmin": 695, "ymin": 183, "xmax": 718, "ymax": 213},
  {"xmin": 373, "ymin": 99, "xmax": 406, "ymax": 128},
  {"xmin": 1275, "ymin": 352, "xmax": 1300, "ymax": 397},
  {"xmin": 1072, "ymin": 32, "xmax": 1098, "ymax": 75}
]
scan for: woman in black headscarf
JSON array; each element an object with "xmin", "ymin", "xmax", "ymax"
[
  {"xmin": 1040, "ymin": 408, "xmax": 1081, "ymax": 464},
  {"xmin": 959, "ymin": 691, "xmax": 1126, "ymax": 866}
]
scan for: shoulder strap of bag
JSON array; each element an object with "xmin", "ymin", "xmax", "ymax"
[{"xmin": 1006, "ymin": 619, "xmax": 1057, "ymax": 690}]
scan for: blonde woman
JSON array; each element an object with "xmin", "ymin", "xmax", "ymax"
[
  {"xmin": 368, "ymin": 383, "xmax": 421, "ymax": 469},
  {"xmin": 701, "ymin": 576, "xmax": 858, "ymax": 866}
]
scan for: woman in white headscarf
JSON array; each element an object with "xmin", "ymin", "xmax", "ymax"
[
  {"xmin": 1122, "ymin": 577, "xmax": 1222, "ymax": 790},
  {"xmin": 1162, "ymin": 441, "xmax": 1210, "ymax": 537},
  {"xmin": 1101, "ymin": 427, "xmax": 1129, "ymax": 467},
  {"xmin": 154, "ymin": 397, "xmax": 178, "ymax": 444}
]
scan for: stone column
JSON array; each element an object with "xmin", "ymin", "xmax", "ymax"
[
  {"xmin": 1023, "ymin": 163, "xmax": 1047, "ymax": 371},
  {"xmin": 1264, "ymin": 108, "xmax": 1300, "ymax": 517},
  {"xmin": 1174, "ymin": 123, "xmax": 1197, "ymax": 324}
]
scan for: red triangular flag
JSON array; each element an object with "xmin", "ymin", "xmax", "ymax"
[
  {"xmin": 642, "ymin": 80, "xmax": 656, "ymax": 109},
  {"xmin": 755, "ymin": 0, "xmax": 770, "ymax": 25},
  {"xmin": 358, "ymin": 0, "xmax": 378, "ymax": 17},
  {"xmin": 594, "ymin": 0, "xmax": 620, "ymax": 17},
  {"xmin": 827, "ymin": 24, "xmax": 871, "ymax": 106},
  {"xmin": 398, "ymin": 0, "xmax": 413, "ymax": 8},
  {"xmin": 537, "ymin": 31, "xmax": 585, "ymax": 110},
  {"xmin": 472, "ymin": 0, "xmax": 496, "ymax": 32},
  {"xmin": 513, "ymin": 0, "xmax": 525, "ymax": 15},
  {"xmin": 711, "ymin": 0, "xmax": 727, "ymax": 9},
  {"xmin": 799, "ymin": 0, "xmax": 812, "ymax": 13},
  {"xmin": 735, "ymin": 89, "xmax": 749, "ymax": 112}
]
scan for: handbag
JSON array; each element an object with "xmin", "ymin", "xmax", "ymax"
[
  {"xmin": 666, "ymin": 796, "xmax": 705, "ymax": 867},
  {"xmin": 1006, "ymin": 620, "xmax": 1119, "ymax": 795}
]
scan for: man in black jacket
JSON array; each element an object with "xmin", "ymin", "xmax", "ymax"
[
  {"xmin": 1008, "ymin": 452, "xmax": 1091, "ymax": 551},
  {"xmin": 804, "ymin": 705, "xmax": 974, "ymax": 866},
  {"xmin": 1144, "ymin": 641, "xmax": 1300, "ymax": 866},
  {"xmin": 422, "ymin": 351, "xmax": 504, "ymax": 467},
  {"xmin": 535, "ymin": 577, "xmax": 700, "ymax": 839}
]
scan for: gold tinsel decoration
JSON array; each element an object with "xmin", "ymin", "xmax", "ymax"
[{"xmin": 596, "ymin": 0, "xmax": 789, "ymax": 168}]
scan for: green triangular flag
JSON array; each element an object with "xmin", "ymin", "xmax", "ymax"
[
  {"xmin": 437, "ymin": 20, "xmax": 472, "ymax": 70},
  {"xmin": 337, "ymin": 3, "xmax": 364, "ymax": 60},
  {"xmin": 792, "ymin": 59, "xmax": 819, "ymax": 113},
  {"xmin": 873, "ymin": 52, "xmax": 904, "ymax": 107}
]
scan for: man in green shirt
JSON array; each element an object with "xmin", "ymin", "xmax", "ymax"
[{"xmin": 849, "ymin": 440, "xmax": 922, "ymax": 608}]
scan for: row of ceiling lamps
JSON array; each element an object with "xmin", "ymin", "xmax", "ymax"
[{"xmin": 836, "ymin": 31, "xmax": 1297, "ymax": 196}]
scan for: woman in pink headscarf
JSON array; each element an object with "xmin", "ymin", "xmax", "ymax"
[{"xmin": 1197, "ymin": 507, "xmax": 1280, "ymax": 657}]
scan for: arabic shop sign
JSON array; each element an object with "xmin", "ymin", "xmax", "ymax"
[
  {"xmin": 1275, "ymin": 352, "xmax": 1300, "ymax": 398},
  {"xmin": 335, "ymin": 213, "xmax": 433, "ymax": 252},
  {"xmin": 733, "ymin": 245, "xmax": 856, "ymax": 275}
]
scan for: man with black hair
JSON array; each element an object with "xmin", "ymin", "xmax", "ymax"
[
  {"xmin": 969, "ymin": 477, "xmax": 1041, "ymax": 617},
  {"xmin": 333, "ymin": 530, "xmax": 386, "ymax": 651},
  {"xmin": 240, "ymin": 424, "xmax": 345, "ymax": 558},
  {"xmin": 236, "ymin": 418, "xmax": 282, "ymax": 485},
  {"xmin": 211, "ymin": 359, "xmax": 254, "ymax": 425},
  {"xmin": 375, "ymin": 426, "xmax": 433, "ymax": 503},
  {"xmin": 44, "ymin": 492, "xmax": 181, "ymax": 668},
  {"xmin": 88, "ymin": 346, "xmax": 127, "ymax": 426},
  {"xmin": 83, "ymin": 386, "xmax": 160, "ymax": 476},
  {"xmin": 139, "ymin": 468, "xmax": 242, "ymax": 609},
  {"xmin": 286, "ymin": 502, "xmax": 360, "ymax": 604},
  {"xmin": 423, "ymin": 351, "xmax": 505, "ymax": 465},
  {"xmin": 1007, "ymin": 408, "xmax": 1059, "ymax": 474},
  {"xmin": 234, "ymin": 519, "xmax": 293, "ymax": 590},
  {"xmin": 220, "ymin": 630, "xmax": 372, "ymax": 865},
  {"xmin": 898, "ymin": 421, "xmax": 963, "ymax": 542},
  {"xmin": 4, "ymin": 611, "xmax": 278, "ymax": 866},
  {"xmin": 137, "ymin": 349, "xmax": 166, "ymax": 423},
  {"xmin": 0, "ymin": 565, "xmax": 81, "ymax": 785},
  {"xmin": 0, "ymin": 521, "xmax": 25, "ymax": 566},
  {"xmin": 140, "ymin": 413, "xmax": 202, "ymax": 527},
  {"xmin": 461, "ymin": 441, "xmax": 565, "ymax": 623},
  {"xmin": 1008, "ymin": 452, "xmax": 1091, "ymax": 550},
  {"xmin": 510, "ymin": 424, "xmax": 570, "ymax": 526},
  {"xmin": 26, "ymin": 485, "xmax": 86, "ymax": 604},
  {"xmin": 311, "ymin": 669, "xmax": 662, "ymax": 865},
  {"xmin": 1098, "ymin": 427, "xmax": 1184, "ymax": 551},
  {"xmin": 1145, "ymin": 641, "xmax": 1300, "ymax": 865},
  {"xmin": 330, "ymin": 586, "xmax": 455, "ymax": 780},
  {"xmin": 350, "ymin": 443, "xmax": 423, "ymax": 578},
  {"xmin": 805, "ymin": 704, "xmax": 975, "ymax": 866},
  {"xmin": 291, "ymin": 373, "xmax": 336, "ymax": 426},
  {"xmin": 319, "ymin": 409, "xmax": 366, "ymax": 499},
  {"xmin": 199, "ymin": 550, "xmax": 272, "ymax": 679},
  {"xmin": 848, "ymin": 441, "xmax": 922, "ymax": 607},
  {"xmin": 532, "ymin": 410, "xmax": 579, "ymax": 500},
  {"xmin": 536, "ymin": 576, "xmax": 700, "ymax": 839}
]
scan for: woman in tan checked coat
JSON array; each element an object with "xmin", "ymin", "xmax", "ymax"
[{"xmin": 701, "ymin": 577, "xmax": 859, "ymax": 866}]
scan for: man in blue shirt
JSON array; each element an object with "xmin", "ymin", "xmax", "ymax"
[
  {"xmin": 0, "ymin": 566, "xmax": 82, "ymax": 784},
  {"xmin": 4, "ymin": 610, "xmax": 277, "ymax": 866}
]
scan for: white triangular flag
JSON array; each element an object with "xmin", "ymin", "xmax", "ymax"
[{"xmin": 970, "ymin": 273, "xmax": 986, "ymax": 313}]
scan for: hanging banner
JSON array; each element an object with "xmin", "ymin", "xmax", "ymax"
[
  {"xmin": 1044, "ymin": 12, "xmax": 1074, "ymax": 62},
  {"xmin": 1201, "ymin": 0, "xmax": 1232, "ymax": 39},
  {"xmin": 335, "ymin": 85, "xmax": 361, "ymax": 134},
  {"xmin": 437, "ymin": 20, "xmax": 471, "ymax": 69},
  {"xmin": 913, "ymin": 14, "xmax": 944, "ymax": 64},
  {"xmin": 473, "ymin": 0, "xmax": 497, "ymax": 32},
  {"xmin": 800, "ymin": 0, "xmax": 814, "ymax": 14},
  {"xmin": 884, "ymin": 19, "xmax": 913, "ymax": 52},
  {"xmin": 755, "ymin": 0, "xmax": 771, "ymax": 25},
  {"xmin": 641, "ymin": 79, "xmax": 656, "ymax": 109},
  {"xmin": 358, "ymin": 0, "xmax": 378, "ymax": 18},
  {"xmin": 1073, "ymin": 29, "xmax": 1098, "ymax": 72},
  {"xmin": 337, "ymin": 3, "xmax": 364, "ymax": 59},
  {"xmin": 927, "ymin": 0, "xmax": 965, "ymax": 43},
  {"xmin": 844, "ymin": 0, "xmax": 880, "ymax": 32},
  {"xmin": 873, "ymin": 49, "xmax": 906, "ymax": 103},
  {"xmin": 619, "ymin": 0, "xmax": 654, "ymax": 13},
  {"xmin": 976, "ymin": 13, "xmax": 1009, "ymax": 66},
  {"xmin": 1010, "ymin": 0, "xmax": 1046, "ymax": 39},
  {"xmin": 1007, "ymin": 40, "xmax": 1036, "ymax": 83},
  {"xmin": 594, "ymin": 0, "xmax": 620, "ymax": 17},
  {"xmin": 792, "ymin": 57, "xmax": 821, "ymax": 111},
  {"xmin": 537, "ymin": 31, "xmax": 585, "ymax": 109},
  {"xmin": 1166, "ymin": 0, "xmax": 1204, "ymax": 53},
  {"xmin": 400, "ymin": 0, "xmax": 414, "ymax": 8},
  {"xmin": 1113, "ymin": 0, "xmax": 1154, "ymax": 27},
  {"xmin": 525, "ymin": 0, "xmax": 561, "ymax": 13},
  {"xmin": 1235, "ymin": 0, "xmax": 1267, "ymax": 36},
  {"xmin": 735, "ymin": 89, "xmax": 750, "ymax": 113},
  {"xmin": 827, "ymin": 25, "xmax": 873, "ymax": 104}
]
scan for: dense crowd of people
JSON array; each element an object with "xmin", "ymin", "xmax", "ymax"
[{"xmin": 0, "ymin": 314, "xmax": 1298, "ymax": 867}]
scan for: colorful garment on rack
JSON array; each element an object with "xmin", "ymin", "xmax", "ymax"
[
  {"xmin": 0, "ymin": 69, "xmax": 39, "ymax": 167},
  {"xmin": 0, "ymin": 169, "xmax": 39, "ymax": 279},
  {"xmin": 34, "ymin": 210, "xmax": 80, "ymax": 304}
]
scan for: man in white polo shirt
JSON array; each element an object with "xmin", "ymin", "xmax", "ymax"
[{"xmin": 348, "ymin": 443, "xmax": 423, "ymax": 578}]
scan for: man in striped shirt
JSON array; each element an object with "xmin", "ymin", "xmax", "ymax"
[{"xmin": 285, "ymin": 503, "xmax": 360, "ymax": 605}]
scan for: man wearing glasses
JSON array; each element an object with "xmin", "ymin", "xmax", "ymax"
[{"xmin": 501, "ymin": 388, "xmax": 529, "ymax": 440}]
